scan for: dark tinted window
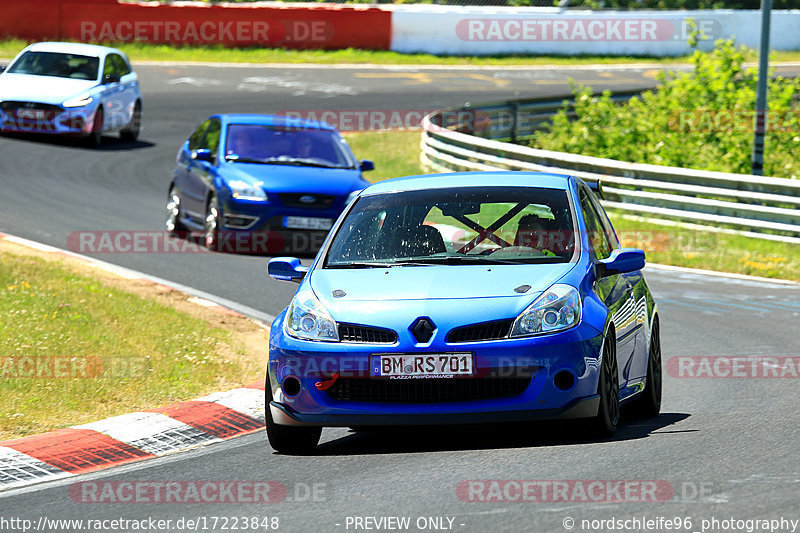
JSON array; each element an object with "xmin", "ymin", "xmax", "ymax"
[
  {"xmin": 224, "ymin": 124, "xmax": 356, "ymax": 169},
  {"xmin": 113, "ymin": 54, "xmax": 132, "ymax": 76},
  {"xmin": 7, "ymin": 51, "xmax": 99, "ymax": 80},
  {"xmin": 188, "ymin": 120, "xmax": 210, "ymax": 151},
  {"xmin": 579, "ymin": 188, "xmax": 613, "ymax": 260},
  {"xmin": 102, "ymin": 55, "xmax": 117, "ymax": 78},
  {"xmin": 201, "ymin": 119, "xmax": 222, "ymax": 156}
]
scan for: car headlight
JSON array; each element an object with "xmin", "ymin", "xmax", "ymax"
[
  {"xmin": 510, "ymin": 284, "xmax": 581, "ymax": 337},
  {"xmin": 229, "ymin": 180, "xmax": 267, "ymax": 201},
  {"xmin": 63, "ymin": 94, "xmax": 93, "ymax": 108},
  {"xmin": 285, "ymin": 289, "xmax": 339, "ymax": 342}
]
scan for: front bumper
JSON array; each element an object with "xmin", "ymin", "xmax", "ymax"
[
  {"xmin": 268, "ymin": 315, "xmax": 605, "ymax": 427},
  {"xmin": 219, "ymin": 199, "xmax": 345, "ymax": 254},
  {"xmin": 0, "ymin": 106, "xmax": 98, "ymax": 136}
]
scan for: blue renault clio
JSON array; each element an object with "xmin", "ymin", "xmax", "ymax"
[
  {"xmin": 167, "ymin": 114, "xmax": 373, "ymax": 254},
  {"xmin": 266, "ymin": 172, "xmax": 661, "ymax": 453}
]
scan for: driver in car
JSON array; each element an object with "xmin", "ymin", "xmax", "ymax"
[{"xmin": 227, "ymin": 129, "xmax": 258, "ymax": 159}]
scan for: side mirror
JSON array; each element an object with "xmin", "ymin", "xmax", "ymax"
[
  {"xmin": 359, "ymin": 160, "xmax": 374, "ymax": 171},
  {"xmin": 0, "ymin": 65, "xmax": 6, "ymax": 73},
  {"xmin": 596, "ymin": 248, "xmax": 645, "ymax": 278},
  {"xmin": 191, "ymin": 149, "xmax": 214, "ymax": 163},
  {"xmin": 103, "ymin": 74, "xmax": 121, "ymax": 84},
  {"xmin": 268, "ymin": 257, "xmax": 308, "ymax": 283}
]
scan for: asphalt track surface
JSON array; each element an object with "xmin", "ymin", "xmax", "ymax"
[{"xmin": 1, "ymin": 63, "xmax": 800, "ymax": 532}]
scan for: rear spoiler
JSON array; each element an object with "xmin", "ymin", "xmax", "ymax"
[{"xmin": 585, "ymin": 179, "xmax": 604, "ymax": 200}]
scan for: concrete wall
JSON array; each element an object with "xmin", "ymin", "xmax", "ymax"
[{"xmin": 390, "ymin": 6, "xmax": 800, "ymax": 56}]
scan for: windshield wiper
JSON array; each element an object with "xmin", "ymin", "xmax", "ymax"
[
  {"xmin": 396, "ymin": 256, "xmax": 541, "ymax": 265},
  {"xmin": 326, "ymin": 261, "xmax": 433, "ymax": 269},
  {"xmin": 225, "ymin": 155, "xmax": 271, "ymax": 164}
]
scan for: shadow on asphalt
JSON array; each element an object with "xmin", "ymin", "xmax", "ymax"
[
  {"xmin": 304, "ymin": 412, "xmax": 691, "ymax": 456},
  {"xmin": 0, "ymin": 132, "xmax": 154, "ymax": 151}
]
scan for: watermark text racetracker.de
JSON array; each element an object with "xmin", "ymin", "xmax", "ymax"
[
  {"xmin": 0, "ymin": 515, "xmax": 280, "ymax": 533},
  {"xmin": 79, "ymin": 20, "xmax": 331, "ymax": 45},
  {"xmin": 68, "ymin": 480, "xmax": 326, "ymax": 504},
  {"xmin": 0, "ymin": 356, "xmax": 149, "ymax": 379},
  {"xmin": 456, "ymin": 18, "xmax": 720, "ymax": 42},
  {"xmin": 666, "ymin": 356, "xmax": 800, "ymax": 378},
  {"xmin": 66, "ymin": 230, "xmax": 317, "ymax": 255}
]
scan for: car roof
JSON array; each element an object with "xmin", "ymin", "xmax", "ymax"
[
  {"xmin": 23, "ymin": 42, "xmax": 122, "ymax": 59},
  {"xmin": 215, "ymin": 114, "xmax": 337, "ymax": 131},
  {"xmin": 362, "ymin": 171, "xmax": 573, "ymax": 195}
]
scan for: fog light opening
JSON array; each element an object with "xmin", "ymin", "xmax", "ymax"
[
  {"xmin": 554, "ymin": 370, "xmax": 575, "ymax": 391},
  {"xmin": 282, "ymin": 376, "xmax": 302, "ymax": 397}
]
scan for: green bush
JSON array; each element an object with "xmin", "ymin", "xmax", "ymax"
[{"xmin": 530, "ymin": 39, "xmax": 800, "ymax": 178}]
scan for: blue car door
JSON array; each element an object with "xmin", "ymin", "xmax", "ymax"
[
  {"xmin": 579, "ymin": 186, "xmax": 637, "ymax": 390},
  {"xmin": 182, "ymin": 118, "xmax": 222, "ymax": 220}
]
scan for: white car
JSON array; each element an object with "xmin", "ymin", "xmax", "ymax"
[{"xmin": 0, "ymin": 42, "xmax": 142, "ymax": 146}]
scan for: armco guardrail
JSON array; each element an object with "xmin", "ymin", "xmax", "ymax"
[{"xmin": 421, "ymin": 96, "xmax": 800, "ymax": 243}]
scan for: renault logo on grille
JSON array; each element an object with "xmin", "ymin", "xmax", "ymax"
[
  {"xmin": 299, "ymin": 195, "xmax": 317, "ymax": 204},
  {"xmin": 410, "ymin": 317, "xmax": 436, "ymax": 343}
]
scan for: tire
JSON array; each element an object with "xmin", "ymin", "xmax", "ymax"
[
  {"xmin": 87, "ymin": 106, "xmax": 104, "ymax": 148},
  {"xmin": 630, "ymin": 317, "xmax": 662, "ymax": 418},
  {"xmin": 589, "ymin": 330, "xmax": 620, "ymax": 438},
  {"xmin": 120, "ymin": 102, "xmax": 141, "ymax": 142},
  {"xmin": 203, "ymin": 194, "xmax": 220, "ymax": 251},
  {"xmin": 265, "ymin": 399, "xmax": 321, "ymax": 455},
  {"xmin": 165, "ymin": 186, "xmax": 186, "ymax": 233}
]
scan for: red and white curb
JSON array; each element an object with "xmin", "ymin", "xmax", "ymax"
[
  {"xmin": 0, "ymin": 232, "xmax": 273, "ymax": 492},
  {"xmin": 0, "ymin": 381, "xmax": 267, "ymax": 492}
]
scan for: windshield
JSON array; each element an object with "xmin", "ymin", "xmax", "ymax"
[
  {"xmin": 224, "ymin": 124, "xmax": 357, "ymax": 169},
  {"xmin": 325, "ymin": 186, "xmax": 576, "ymax": 268},
  {"xmin": 7, "ymin": 51, "xmax": 99, "ymax": 80}
]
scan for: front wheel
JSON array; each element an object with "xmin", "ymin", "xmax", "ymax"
[
  {"xmin": 87, "ymin": 106, "xmax": 104, "ymax": 148},
  {"xmin": 165, "ymin": 186, "xmax": 186, "ymax": 233},
  {"xmin": 589, "ymin": 330, "xmax": 620, "ymax": 438},
  {"xmin": 203, "ymin": 194, "xmax": 220, "ymax": 251},
  {"xmin": 120, "ymin": 102, "xmax": 142, "ymax": 142},
  {"xmin": 265, "ymin": 402, "xmax": 321, "ymax": 455}
]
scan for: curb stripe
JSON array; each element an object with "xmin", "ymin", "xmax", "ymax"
[
  {"xmin": 3, "ymin": 429, "xmax": 154, "ymax": 474},
  {"xmin": 194, "ymin": 388, "xmax": 266, "ymax": 424},
  {"xmin": 0, "ymin": 447, "xmax": 73, "ymax": 489},
  {"xmin": 73, "ymin": 412, "xmax": 222, "ymax": 456},
  {"xmin": 150, "ymin": 402, "xmax": 263, "ymax": 440}
]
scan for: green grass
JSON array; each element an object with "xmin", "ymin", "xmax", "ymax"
[
  {"xmin": 0, "ymin": 251, "xmax": 249, "ymax": 440},
  {"xmin": 610, "ymin": 213, "xmax": 800, "ymax": 281},
  {"xmin": 343, "ymin": 130, "xmax": 425, "ymax": 182},
  {"xmin": 2, "ymin": 38, "xmax": 800, "ymax": 66}
]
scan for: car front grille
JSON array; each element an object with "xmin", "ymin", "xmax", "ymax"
[
  {"xmin": 338, "ymin": 324, "xmax": 398, "ymax": 344},
  {"xmin": 0, "ymin": 101, "xmax": 64, "ymax": 113},
  {"xmin": 446, "ymin": 319, "xmax": 514, "ymax": 343},
  {"xmin": 278, "ymin": 193, "xmax": 337, "ymax": 210},
  {"xmin": 324, "ymin": 373, "xmax": 533, "ymax": 403}
]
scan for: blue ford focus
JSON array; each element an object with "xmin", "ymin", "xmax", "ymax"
[
  {"xmin": 167, "ymin": 114, "xmax": 373, "ymax": 254},
  {"xmin": 266, "ymin": 172, "xmax": 661, "ymax": 453}
]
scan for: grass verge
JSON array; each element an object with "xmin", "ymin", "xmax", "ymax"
[
  {"xmin": 611, "ymin": 213, "xmax": 800, "ymax": 282},
  {"xmin": 344, "ymin": 130, "xmax": 425, "ymax": 182},
  {"xmin": 2, "ymin": 38, "xmax": 799, "ymax": 66},
  {"xmin": 0, "ymin": 240, "xmax": 267, "ymax": 440}
]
